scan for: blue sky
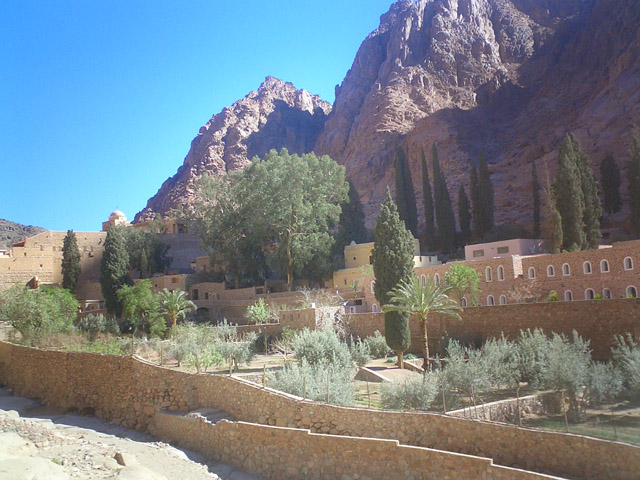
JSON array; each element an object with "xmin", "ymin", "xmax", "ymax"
[{"xmin": 1, "ymin": 0, "xmax": 393, "ymax": 232}]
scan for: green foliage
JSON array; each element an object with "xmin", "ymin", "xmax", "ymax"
[
  {"xmin": 612, "ymin": 334, "xmax": 640, "ymax": 392},
  {"xmin": 245, "ymin": 298, "xmax": 273, "ymax": 325},
  {"xmin": 394, "ymin": 146, "xmax": 419, "ymax": 237},
  {"xmin": 117, "ymin": 279, "xmax": 163, "ymax": 336},
  {"xmin": 600, "ymin": 154, "xmax": 622, "ymax": 215},
  {"xmin": 267, "ymin": 360, "xmax": 355, "ymax": 406},
  {"xmin": 76, "ymin": 313, "xmax": 119, "ymax": 340},
  {"xmin": 532, "ymin": 161, "xmax": 541, "ymax": 238},
  {"xmin": 372, "ymin": 191, "xmax": 414, "ymax": 358},
  {"xmin": 100, "ymin": 227, "xmax": 132, "ymax": 316},
  {"xmin": 216, "ymin": 331, "xmax": 257, "ymax": 372},
  {"xmin": 543, "ymin": 186, "xmax": 563, "ymax": 254},
  {"xmin": 364, "ymin": 331, "xmax": 391, "ymax": 359},
  {"xmin": 168, "ymin": 322, "xmax": 223, "ymax": 372},
  {"xmin": 421, "ymin": 150, "xmax": 436, "ymax": 251},
  {"xmin": 471, "ymin": 154, "xmax": 495, "ymax": 238},
  {"xmin": 627, "ymin": 138, "xmax": 640, "ymax": 236},
  {"xmin": 121, "ymin": 227, "xmax": 170, "ymax": 278},
  {"xmin": 69, "ymin": 337, "xmax": 129, "ymax": 355},
  {"xmin": 0, "ymin": 285, "xmax": 78, "ymax": 345},
  {"xmin": 61, "ymin": 230, "xmax": 81, "ymax": 292},
  {"xmin": 380, "ymin": 372, "xmax": 439, "ymax": 411},
  {"xmin": 517, "ymin": 329, "xmax": 551, "ymax": 387},
  {"xmin": 191, "ymin": 149, "xmax": 348, "ymax": 289},
  {"xmin": 443, "ymin": 263, "xmax": 480, "ymax": 305},
  {"xmin": 443, "ymin": 340, "xmax": 492, "ymax": 401},
  {"xmin": 291, "ymin": 327, "xmax": 353, "ymax": 369},
  {"xmin": 156, "ymin": 288, "xmax": 195, "ymax": 329},
  {"xmin": 431, "ymin": 143, "xmax": 456, "ymax": 253},
  {"xmin": 457, "ymin": 185, "xmax": 471, "ymax": 246},
  {"xmin": 348, "ymin": 336, "xmax": 372, "ymax": 368},
  {"xmin": 334, "ymin": 180, "xmax": 369, "ymax": 265},
  {"xmin": 585, "ymin": 362, "xmax": 623, "ymax": 406}
]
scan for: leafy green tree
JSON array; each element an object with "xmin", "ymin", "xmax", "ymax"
[
  {"xmin": 627, "ymin": 138, "xmax": 640, "ymax": 236},
  {"xmin": 572, "ymin": 136, "xmax": 602, "ymax": 249},
  {"xmin": 61, "ymin": 230, "xmax": 81, "ymax": 293},
  {"xmin": 383, "ymin": 275, "xmax": 461, "ymax": 370},
  {"xmin": 371, "ymin": 190, "xmax": 414, "ymax": 368},
  {"xmin": 544, "ymin": 188, "xmax": 564, "ymax": 254},
  {"xmin": 0, "ymin": 285, "xmax": 78, "ymax": 345},
  {"xmin": 457, "ymin": 185, "xmax": 471, "ymax": 246},
  {"xmin": 532, "ymin": 161, "xmax": 541, "ymax": 237},
  {"xmin": 335, "ymin": 180, "xmax": 368, "ymax": 251},
  {"xmin": 155, "ymin": 288, "xmax": 196, "ymax": 330},
  {"xmin": 600, "ymin": 154, "xmax": 622, "ymax": 215},
  {"xmin": 394, "ymin": 146, "xmax": 419, "ymax": 237},
  {"xmin": 477, "ymin": 154, "xmax": 495, "ymax": 235},
  {"xmin": 100, "ymin": 227, "xmax": 132, "ymax": 316},
  {"xmin": 553, "ymin": 136, "xmax": 585, "ymax": 251},
  {"xmin": 470, "ymin": 164, "xmax": 480, "ymax": 235},
  {"xmin": 421, "ymin": 150, "xmax": 436, "ymax": 251},
  {"xmin": 121, "ymin": 227, "xmax": 170, "ymax": 278},
  {"xmin": 431, "ymin": 143, "xmax": 456, "ymax": 253},
  {"xmin": 443, "ymin": 263, "xmax": 481, "ymax": 306},
  {"xmin": 117, "ymin": 279, "xmax": 165, "ymax": 337}
]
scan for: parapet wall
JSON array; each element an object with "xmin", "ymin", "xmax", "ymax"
[
  {"xmin": 0, "ymin": 341, "xmax": 637, "ymax": 479},
  {"xmin": 346, "ymin": 298, "xmax": 640, "ymax": 360}
]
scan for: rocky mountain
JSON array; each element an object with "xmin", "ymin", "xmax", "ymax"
[
  {"xmin": 139, "ymin": 0, "xmax": 640, "ymax": 231},
  {"xmin": 0, "ymin": 219, "xmax": 45, "ymax": 250},
  {"xmin": 136, "ymin": 77, "xmax": 331, "ymax": 222}
]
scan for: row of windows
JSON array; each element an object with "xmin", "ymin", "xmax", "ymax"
[{"xmin": 469, "ymin": 286, "xmax": 639, "ymax": 306}]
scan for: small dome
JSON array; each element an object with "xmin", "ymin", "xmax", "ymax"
[{"xmin": 109, "ymin": 210, "xmax": 126, "ymax": 220}]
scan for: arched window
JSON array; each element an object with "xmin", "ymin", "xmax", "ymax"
[
  {"xmin": 372, "ymin": 304, "xmax": 378, "ymax": 313},
  {"xmin": 499, "ymin": 295, "xmax": 507, "ymax": 305},
  {"xmin": 602, "ymin": 288, "xmax": 611, "ymax": 299},
  {"xmin": 370, "ymin": 281, "xmax": 375, "ymax": 294},
  {"xmin": 624, "ymin": 257, "xmax": 634, "ymax": 271},
  {"xmin": 528, "ymin": 267, "xmax": 536, "ymax": 279},
  {"xmin": 497, "ymin": 266, "xmax": 505, "ymax": 281},
  {"xmin": 585, "ymin": 288, "xmax": 595, "ymax": 300},
  {"xmin": 583, "ymin": 261, "xmax": 592, "ymax": 274},
  {"xmin": 600, "ymin": 260, "xmax": 610, "ymax": 273},
  {"xmin": 562, "ymin": 263, "xmax": 571, "ymax": 276},
  {"xmin": 564, "ymin": 290, "xmax": 573, "ymax": 301},
  {"xmin": 434, "ymin": 273, "xmax": 440, "ymax": 286},
  {"xmin": 420, "ymin": 274, "xmax": 426, "ymax": 287},
  {"xmin": 626, "ymin": 286, "xmax": 638, "ymax": 298},
  {"xmin": 547, "ymin": 265, "xmax": 555, "ymax": 277},
  {"xmin": 461, "ymin": 297, "xmax": 468, "ymax": 307},
  {"xmin": 487, "ymin": 295, "xmax": 495, "ymax": 306},
  {"xmin": 485, "ymin": 267, "xmax": 492, "ymax": 282}
]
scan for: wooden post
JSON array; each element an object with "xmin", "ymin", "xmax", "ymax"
[
  {"xmin": 160, "ymin": 343, "xmax": 164, "ymax": 366},
  {"xmin": 516, "ymin": 384, "xmax": 522, "ymax": 427},
  {"xmin": 131, "ymin": 334, "xmax": 134, "ymax": 356},
  {"xmin": 442, "ymin": 377, "xmax": 447, "ymax": 414},
  {"xmin": 262, "ymin": 364, "xmax": 266, "ymax": 387},
  {"xmin": 367, "ymin": 381, "xmax": 371, "ymax": 408}
]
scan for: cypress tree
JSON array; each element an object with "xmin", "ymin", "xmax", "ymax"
[
  {"xmin": 478, "ymin": 154, "xmax": 495, "ymax": 235},
  {"xmin": 457, "ymin": 185, "xmax": 471, "ymax": 246},
  {"xmin": 544, "ymin": 188, "xmax": 564, "ymax": 254},
  {"xmin": 421, "ymin": 150, "xmax": 436, "ymax": 251},
  {"xmin": 571, "ymin": 135, "xmax": 601, "ymax": 249},
  {"xmin": 100, "ymin": 226, "xmax": 132, "ymax": 316},
  {"xmin": 532, "ymin": 161, "xmax": 541, "ymax": 238},
  {"xmin": 470, "ymin": 164, "xmax": 481, "ymax": 237},
  {"xmin": 627, "ymin": 138, "xmax": 640, "ymax": 236},
  {"xmin": 335, "ymin": 180, "xmax": 368, "ymax": 260},
  {"xmin": 61, "ymin": 230, "xmax": 81, "ymax": 293},
  {"xmin": 553, "ymin": 136, "xmax": 585, "ymax": 251},
  {"xmin": 371, "ymin": 190, "xmax": 414, "ymax": 368},
  {"xmin": 432, "ymin": 143, "xmax": 456, "ymax": 253},
  {"xmin": 394, "ymin": 146, "xmax": 419, "ymax": 237},
  {"xmin": 600, "ymin": 154, "xmax": 622, "ymax": 215}
]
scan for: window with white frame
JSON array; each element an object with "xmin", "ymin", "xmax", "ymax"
[
  {"xmin": 585, "ymin": 288, "xmax": 595, "ymax": 300},
  {"xmin": 602, "ymin": 288, "xmax": 611, "ymax": 299},
  {"xmin": 421, "ymin": 274, "xmax": 426, "ymax": 287},
  {"xmin": 624, "ymin": 257, "xmax": 634, "ymax": 271},
  {"xmin": 372, "ymin": 304, "xmax": 378, "ymax": 313},
  {"xmin": 562, "ymin": 263, "xmax": 571, "ymax": 276},
  {"xmin": 485, "ymin": 267, "xmax": 492, "ymax": 282},
  {"xmin": 487, "ymin": 295, "xmax": 495, "ymax": 306},
  {"xmin": 600, "ymin": 260, "xmax": 610, "ymax": 273},
  {"xmin": 499, "ymin": 295, "xmax": 507, "ymax": 305},
  {"xmin": 434, "ymin": 273, "xmax": 440, "ymax": 286},
  {"xmin": 564, "ymin": 290, "xmax": 573, "ymax": 301},
  {"xmin": 461, "ymin": 297, "xmax": 467, "ymax": 307},
  {"xmin": 626, "ymin": 285, "xmax": 638, "ymax": 298},
  {"xmin": 528, "ymin": 267, "xmax": 536, "ymax": 279},
  {"xmin": 583, "ymin": 261, "xmax": 592, "ymax": 274},
  {"xmin": 547, "ymin": 265, "xmax": 555, "ymax": 277},
  {"xmin": 371, "ymin": 281, "xmax": 375, "ymax": 294},
  {"xmin": 497, "ymin": 266, "xmax": 505, "ymax": 281}
]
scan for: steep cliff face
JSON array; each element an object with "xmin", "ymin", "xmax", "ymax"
[
  {"xmin": 316, "ymin": 0, "xmax": 640, "ymax": 227},
  {"xmin": 136, "ymin": 77, "xmax": 331, "ymax": 222},
  {"xmin": 0, "ymin": 219, "xmax": 45, "ymax": 250},
  {"xmin": 140, "ymin": 0, "xmax": 640, "ymax": 230}
]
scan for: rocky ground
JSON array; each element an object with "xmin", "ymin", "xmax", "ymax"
[{"xmin": 0, "ymin": 388, "xmax": 261, "ymax": 480}]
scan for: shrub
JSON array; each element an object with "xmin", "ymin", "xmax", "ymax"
[
  {"xmin": 215, "ymin": 332, "xmax": 257, "ymax": 373},
  {"xmin": 267, "ymin": 360, "xmax": 355, "ymax": 406},
  {"xmin": 348, "ymin": 336, "xmax": 372, "ymax": 367},
  {"xmin": 517, "ymin": 329, "xmax": 551, "ymax": 387},
  {"xmin": 380, "ymin": 372, "xmax": 439, "ymax": 411},
  {"xmin": 482, "ymin": 336, "xmax": 520, "ymax": 389},
  {"xmin": 365, "ymin": 331, "xmax": 391, "ymax": 359},
  {"xmin": 77, "ymin": 314, "xmax": 120, "ymax": 340},
  {"xmin": 612, "ymin": 333, "xmax": 640, "ymax": 393},
  {"xmin": 585, "ymin": 362, "xmax": 623, "ymax": 406},
  {"xmin": 291, "ymin": 327, "xmax": 353, "ymax": 369},
  {"xmin": 443, "ymin": 340, "xmax": 491, "ymax": 404},
  {"xmin": 68, "ymin": 338, "xmax": 129, "ymax": 355}
]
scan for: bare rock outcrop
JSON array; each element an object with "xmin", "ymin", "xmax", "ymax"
[
  {"xmin": 0, "ymin": 219, "xmax": 45, "ymax": 250},
  {"xmin": 135, "ymin": 77, "xmax": 331, "ymax": 222}
]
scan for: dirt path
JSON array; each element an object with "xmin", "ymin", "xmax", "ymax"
[{"xmin": 0, "ymin": 388, "xmax": 261, "ymax": 480}]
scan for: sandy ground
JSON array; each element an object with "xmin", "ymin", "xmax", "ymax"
[{"xmin": 0, "ymin": 388, "xmax": 261, "ymax": 480}]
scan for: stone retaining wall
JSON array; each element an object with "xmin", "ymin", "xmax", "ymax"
[{"xmin": 0, "ymin": 341, "xmax": 638, "ymax": 479}]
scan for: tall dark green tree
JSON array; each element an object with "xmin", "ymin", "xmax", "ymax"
[
  {"xmin": 457, "ymin": 185, "xmax": 471, "ymax": 246},
  {"xmin": 61, "ymin": 230, "xmax": 81, "ymax": 293},
  {"xmin": 553, "ymin": 136, "xmax": 585, "ymax": 251},
  {"xmin": 431, "ymin": 143, "xmax": 456, "ymax": 253},
  {"xmin": 100, "ymin": 227, "xmax": 132, "ymax": 316},
  {"xmin": 627, "ymin": 138, "xmax": 640, "ymax": 236},
  {"xmin": 371, "ymin": 190, "xmax": 414, "ymax": 368},
  {"xmin": 421, "ymin": 150, "xmax": 436, "ymax": 251},
  {"xmin": 334, "ymin": 180, "xmax": 368, "ymax": 262},
  {"xmin": 470, "ymin": 164, "xmax": 480, "ymax": 235},
  {"xmin": 574, "ymin": 137, "xmax": 602, "ymax": 249},
  {"xmin": 544, "ymin": 186, "xmax": 563, "ymax": 254},
  {"xmin": 532, "ymin": 161, "xmax": 541, "ymax": 238},
  {"xmin": 394, "ymin": 146, "xmax": 419, "ymax": 237},
  {"xmin": 600, "ymin": 154, "xmax": 622, "ymax": 215},
  {"xmin": 472, "ymin": 154, "xmax": 495, "ymax": 238}
]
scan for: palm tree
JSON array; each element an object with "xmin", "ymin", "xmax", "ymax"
[
  {"xmin": 383, "ymin": 275, "xmax": 462, "ymax": 371},
  {"xmin": 156, "ymin": 289, "xmax": 196, "ymax": 331}
]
